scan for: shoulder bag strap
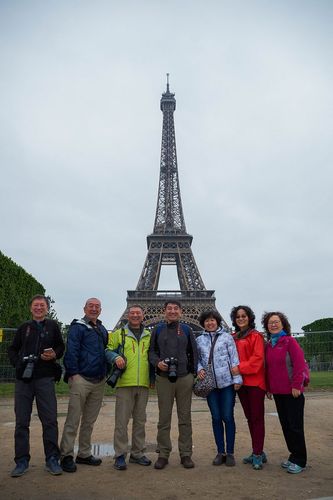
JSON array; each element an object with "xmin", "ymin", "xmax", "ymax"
[{"xmin": 208, "ymin": 334, "xmax": 219, "ymax": 365}]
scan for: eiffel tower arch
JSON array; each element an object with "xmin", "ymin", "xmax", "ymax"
[{"xmin": 117, "ymin": 76, "xmax": 227, "ymax": 332}]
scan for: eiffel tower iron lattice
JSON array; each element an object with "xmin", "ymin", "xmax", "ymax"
[{"xmin": 117, "ymin": 76, "xmax": 227, "ymax": 332}]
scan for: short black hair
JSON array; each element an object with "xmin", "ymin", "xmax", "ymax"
[
  {"xmin": 198, "ymin": 309, "xmax": 222, "ymax": 328},
  {"xmin": 230, "ymin": 305, "xmax": 256, "ymax": 332},
  {"xmin": 30, "ymin": 295, "xmax": 49, "ymax": 307},
  {"xmin": 164, "ymin": 300, "xmax": 182, "ymax": 309}
]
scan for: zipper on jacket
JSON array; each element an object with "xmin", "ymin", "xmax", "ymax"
[{"xmin": 136, "ymin": 337, "xmax": 140, "ymax": 385}]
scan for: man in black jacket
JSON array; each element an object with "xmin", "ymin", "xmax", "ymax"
[
  {"xmin": 8, "ymin": 295, "xmax": 65, "ymax": 477},
  {"xmin": 149, "ymin": 300, "xmax": 198, "ymax": 470}
]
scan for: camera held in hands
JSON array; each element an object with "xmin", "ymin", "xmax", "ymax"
[
  {"xmin": 106, "ymin": 357, "xmax": 126, "ymax": 388},
  {"xmin": 22, "ymin": 354, "xmax": 39, "ymax": 380},
  {"xmin": 164, "ymin": 357, "xmax": 178, "ymax": 383}
]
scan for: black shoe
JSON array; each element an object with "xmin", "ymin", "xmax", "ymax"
[
  {"xmin": 61, "ymin": 456, "xmax": 77, "ymax": 473},
  {"xmin": 226, "ymin": 454, "xmax": 236, "ymax": 467},
  {"xmin": 129, "ymin": 455, "xmax": 152, "ymax": 466},
  {"xmin": 181, "ymin": 456, "xmax": 195, "ymax": 469},
  {"xmin": 114, "ymin": 455, "xmax": 127, "ymax": 470},
  {"xmin": 10, "ymin": 459, "xmax": 29, "ymax": 478},
  {"xmin": 45, "ymin": 456, "xmax": 63, "ymax": 475},
  {"xmin": 212, "ymin": 453, "xmax": 226, "ymax": 466},
  {"xmin": 154, "ymin": 457, "xmax": 168, "ymax": 470},
  {"xmin": 76, "ymin": 455, "xmax": 102, "ymax": 466}
]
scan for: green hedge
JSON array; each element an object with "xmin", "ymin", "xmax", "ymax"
[{"xmin": 0, "ymin": 251, "xmax": 45, "ymax": 327}]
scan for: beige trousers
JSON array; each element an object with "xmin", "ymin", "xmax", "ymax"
[
  {"xmin": 156, "ymin": 373, "xmax": 194, "ymax": 459},
  {"xmin": 60, "ymin": 375, "xmax": 105, "ymax": 458},
  {"xmin": 114, "ymin": 386, "xmax": 149, "ymax": 458}
]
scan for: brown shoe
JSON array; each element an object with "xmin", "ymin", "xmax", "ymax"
[
  {"xmin": 181, "ymin": 456, "xmax": 195, "ymax": 469},
  {"xmin": 212, "ymin": 453, "xmax": 226, "ymax": 466},
  {"xmin": 154, "ymin": 457, "xmax": 168, "ymax": 470}
]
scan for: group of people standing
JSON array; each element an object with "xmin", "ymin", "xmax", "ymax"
[
  {"xmin": 8, "ymin": 296, "xmax": 308, "ymax": 478},
  {"xmin": 196, "ymin": 305, "xmax": 307, "ymax": 475}
]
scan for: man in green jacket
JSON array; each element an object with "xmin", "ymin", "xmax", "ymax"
[{"xmin": 106, "ymin": 305, "xmax": 151, "ymax": 470}]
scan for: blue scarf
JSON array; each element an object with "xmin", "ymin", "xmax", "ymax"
[{"xmin": 271, "ymin": 330, "xmax": 287, "ymax": 347}]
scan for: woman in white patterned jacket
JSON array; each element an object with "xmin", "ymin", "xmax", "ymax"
[{"xmin": 196, "ymin": 310, "xmax": 242, "ymax": 467}]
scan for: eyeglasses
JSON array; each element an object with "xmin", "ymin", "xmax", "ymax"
[{"xmin": 268, "ymin": 320, "xmax": 281, "ymax": 326}]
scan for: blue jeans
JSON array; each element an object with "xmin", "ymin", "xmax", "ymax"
[{"xmin": 207, "ymin": 385, "xmax": 236, "ymax": 454}]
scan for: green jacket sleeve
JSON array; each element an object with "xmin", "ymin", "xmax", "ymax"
[{"xmin": 105, "ymin": 330, "xmax": 122, "ymax": 364}]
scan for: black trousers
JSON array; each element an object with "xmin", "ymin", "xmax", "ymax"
[
  {"xmin": 273, "ymin": 393, "xmax": 307, "ymax": 468},
  {"xmin": 14, "ymin": 377, "xmax": 60, "ymax": 463}
]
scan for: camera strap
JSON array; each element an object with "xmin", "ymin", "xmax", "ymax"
[
  {"xmin": 91, "ymin": 322, "xmax": 108, "ymax": 348},
  {"xmin": 118, "ymin": 327, "xmax": 126, "ymax": 356},
  {"xmin": 21, "ymin": 321, "xmax": 43, "ymax": 358}
]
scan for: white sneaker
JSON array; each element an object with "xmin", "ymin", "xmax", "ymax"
[{"xmin": 287, "ymin": 462, "xmax": 305, "ymax": 474}]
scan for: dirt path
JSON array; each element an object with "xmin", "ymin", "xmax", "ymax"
[{"xmin": 1, "ymin": 392, "xmax": 333, "ymax": 500}]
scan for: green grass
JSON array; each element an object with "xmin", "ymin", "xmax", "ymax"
[
  {"xmin": 0, "ymin": 382, "xmax": 14, "ymax": 397},
  {"xmin": 0, "ymin": 380, "xmax": 116, "ymax": 397},
  {"xmin": 307, "ymin": 370, "xmax": 333, "ymax": 389},
  {"xmin": 0, "ymin": 371, "xmax": 332, "ymax": 397}
]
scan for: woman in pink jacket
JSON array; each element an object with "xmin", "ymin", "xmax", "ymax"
[
  {"xmin": 231, "ymin": 305, "xmax": 266, "ymax": 470},
  {"xmin": 263, "ymin": 311, "xmax": 307, "ymax": 474}
]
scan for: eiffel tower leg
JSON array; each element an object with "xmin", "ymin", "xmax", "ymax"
[
  {"xmin": 136, "ymin": 246, "xmax": 162, "ymax": 291},
  {"xmin": 176, "ymin": 248, "xmax": 205, "ymax": 291}
]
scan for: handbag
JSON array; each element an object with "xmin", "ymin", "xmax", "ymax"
[{"xmin": 193, "ymin": 334, "xmax": 218, "ymax": 398}]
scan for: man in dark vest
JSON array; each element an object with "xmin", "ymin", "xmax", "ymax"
[{"xmin": 149, "ymin": 300, "xmax": 198, "ymax": 470}]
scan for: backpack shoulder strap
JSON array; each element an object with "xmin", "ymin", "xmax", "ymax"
[
  {"xmin": 179, "ymin": 323, "xmax": 191, "ymax": 338},
  {"xmin": 155, "ymin": 322, "xmax": 166, "ymax": 338}
]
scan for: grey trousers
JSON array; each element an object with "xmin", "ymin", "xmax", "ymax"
[
  {"xmin": 114, "ymin": 386, "xmax": 149, "ymax": 458},
  {"xmin": 14, "ymin": 377, "xmax": 59, "ymax": 463},
  {"xmin": 155, "ymin": 373, "xmax": 194, "ymax": 459},
  {"xmin": 60, "ymin": 375, "xmax": 105, "ymax": 458}
]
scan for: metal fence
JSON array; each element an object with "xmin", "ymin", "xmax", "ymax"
[
  {"xmin": 0, "ymin": 328, "xmax": 19, "ymax": 381},
  {"xmin": 0, "ymin": 327, "xmax": 332, "ymax": 381},
  {"xmin": 296, "ymin": 331, "xmax": 333, "ymax": 372},
  {"xmin": 0, "ymin": 328, "xmax": 67, "ymax": 382}
]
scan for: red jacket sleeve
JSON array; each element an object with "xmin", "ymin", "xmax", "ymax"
[{"xmin": 239, "ymin": 333, "xmax": 265, "ymax": 375}]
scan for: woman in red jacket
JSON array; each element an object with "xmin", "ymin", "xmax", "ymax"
[{"xmin": 231, "ymin": 305, "xmax": 266, "ymax": 470}]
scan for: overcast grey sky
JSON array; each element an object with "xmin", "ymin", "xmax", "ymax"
[{"xmin": 1, "ymin": 0, "xmax": 332, "ymax": 331}]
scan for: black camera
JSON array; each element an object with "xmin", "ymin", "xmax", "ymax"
[
  {"xmin": 106, "ymin": 357, "xmax": 126, "ymax": 388},
  {"xmin": 22, "ymin": 354, "xmax": 38, "ymax": 380},
  {"xmin": 164, "ymin": 357, "xmax": 178, "ymax": 383}
]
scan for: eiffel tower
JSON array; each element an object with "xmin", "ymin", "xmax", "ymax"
[{"xmin": 117, "ymin": 76, "xmax": 227, "ymax": 332}]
